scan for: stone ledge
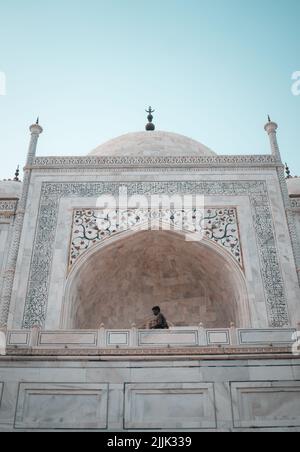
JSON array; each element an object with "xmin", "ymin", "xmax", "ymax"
[
  {"xmin": 1, "ymin": 345, "xmax": 297, "ymax": 361},
  {"xmin": 5, "ymin": 327, "xmax": 297, "ymax": 349}
]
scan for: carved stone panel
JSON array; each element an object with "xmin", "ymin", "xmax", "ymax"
[
  {"xmin": 124, "ymin": 383, "xmax": 217, "ymax": 430},
  {"xmin": 69, "ymin": 207, "xmax": 242, "ymax": 269},
  {"xmin": 15, "ymin": 383, "xmax": 108, "ymax": 430},
  {"xmin": 22, "ymin": 181, "xmax": 289, "ymax": 328}
]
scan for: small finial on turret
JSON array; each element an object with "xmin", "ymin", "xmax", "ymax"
[
  {"xmin": 268, "ymin": 115, "xmax": 271, "ymax": 123},
  {"xmin": 30, "ymin": 118, "xmax": 43, "ymax": 135},
  {"xmin": 285, "ymin": 163, "xmax": 292, "ymax": 179},
  {"xmin": 145, "ymin": 106, "xmax": 155, "ymax": 131},
  {"xmin": 13, "ymin": 165, "xmax": 20, "ymax": 182}
]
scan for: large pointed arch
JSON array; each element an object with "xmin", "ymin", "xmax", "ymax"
[{"xmin": 61, "ymin": 228, "xmax": 250, "ymax": 329}]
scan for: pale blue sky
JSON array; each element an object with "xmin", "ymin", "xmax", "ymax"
[{"xmin": 0, "ymin": 0, "xmax": 299, "ymax": 180}]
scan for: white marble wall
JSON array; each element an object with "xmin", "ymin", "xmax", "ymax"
[
  {"xmin": 0, "ymin": 181, "xmax": 22, "ymax": 198},
  {"xmin": 293, "ymin": 209, "xmax": 300, "ymax": 253},
  {"xmin": 0, "ymin": 356, "xmax": 299, "ymax": 431},
  {"xmin": 15, "ymin": 383, "xmax": 108, "ymax": 430},
  {"xmin": 0, "ymin": 224, "xmax": 10, "ymax": 295},
  {"xmin": 7, "ymin": 167, "xmax": 300, "ymax": 329},
  {"xmin": 0, "ymin": 181, "xmax": 21, "ymax": 306}
]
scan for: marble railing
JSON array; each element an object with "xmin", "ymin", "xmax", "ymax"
[{"xmin": 1, "ymin": 326, "xmax": 297, "ymax": 350}]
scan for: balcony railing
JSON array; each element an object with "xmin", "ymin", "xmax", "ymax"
[{"xmin": 1, "ymin": 326, "xmax": 297, "ymax": 351}]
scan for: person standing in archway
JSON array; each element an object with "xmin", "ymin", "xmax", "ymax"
[{"xmin": 149, "ymin": 306, "xmax": 169, "ymax": 330}]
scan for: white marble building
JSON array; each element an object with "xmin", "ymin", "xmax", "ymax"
[{"xmin": 0, "ymin": 116, "xmax": 300, "ymax": 431}]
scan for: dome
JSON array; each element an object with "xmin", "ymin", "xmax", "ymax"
[
  {"xmin": 287, "ymin": 177, "xmax": 300, "ymax": 197},
  {"xmin": 89, "ymin": 131, "xmax": 216, "ymax": 157}
]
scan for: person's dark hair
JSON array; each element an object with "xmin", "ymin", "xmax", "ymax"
[{"xmin": 152, "ymin": 306, "xmax": 161, "ymax": 313}]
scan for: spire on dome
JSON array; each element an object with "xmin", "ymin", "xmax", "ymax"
[{"xmin": 145, "ymin": 107, "xmax": 155, "ymax": 131}]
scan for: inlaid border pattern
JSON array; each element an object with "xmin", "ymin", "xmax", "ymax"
[
  {"xmin": 32, "ymin": 155, "xmax": 277, "ymax": 168},
  {"xmin": 22, "ymin": 181, "xmax": 289, "ymax": 328}
]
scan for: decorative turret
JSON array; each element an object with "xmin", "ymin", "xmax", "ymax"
[
  {"xmin": 264, "ymin": 116, "xmax": 282, "ymax": 162},
  {"xmin": 0, "ymin": 118, "xmax": 43, "ymax": 327},
  {"xmin": 27, "ymin": 118, "xmax": 43, "ymax": 165}
]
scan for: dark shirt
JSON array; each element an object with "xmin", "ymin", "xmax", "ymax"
[{"xmin": 150, "ymin": 313, "xmax": 169, "ymax": 330}]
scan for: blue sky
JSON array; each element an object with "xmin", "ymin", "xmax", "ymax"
[{"xmin": 0, "ymin": 0, "xmax": 299, "ymax": 180}]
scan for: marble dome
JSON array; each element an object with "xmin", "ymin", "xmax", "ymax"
[
  {"xmin": 287, "ymin": 177, "xmax": 300, "ymax": 197},
  {"xmin": 89, "ymin": 131, "xmax": 216, "ymax": 157}
]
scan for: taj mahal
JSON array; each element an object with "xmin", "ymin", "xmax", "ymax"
[{"xmin": 0, "ymin": 110, "xmax": 300, "ymax": 431}]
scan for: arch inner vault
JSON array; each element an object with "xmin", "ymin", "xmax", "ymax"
[{"xmin": 63, "ymin": 230, "xmax": 249, "ymax": 329}]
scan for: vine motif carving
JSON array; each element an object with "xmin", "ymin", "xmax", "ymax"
[
  {"xmin": 31, "ymin": 155, "xmax": 278, "ymax": 169},
  {"xmin": 70, "ymin": 207, "xmax": 242, "ymax": 269}
]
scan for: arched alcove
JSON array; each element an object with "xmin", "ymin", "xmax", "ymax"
[{"xmin": 62, "ymin": 230, "xmax": 250, "ymax": 329}]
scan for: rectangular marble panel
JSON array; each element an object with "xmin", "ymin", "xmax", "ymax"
[
  {"xmin": 15, "ymin": 383, "xmax": 108, "ymax": 430},
  {"xmin": 0, "ymin": 225, "xmax": 8, "ymax": 273},
  {"xmin": 125, "ymin": 383, "xmax": 216, "ymax": 430},
  {"xmin": 238, "ymin": 329, "xmax": 296, "ymax": 345},
  {"xmin": 138, "ymin": 331, "xmax": 198, "ymax": 347},
  {"xmin": 106, "ymin": 331, "xmax": 129, "ymax": 346},
  {"xmin": 206, "ymin": 330, "xmax": 230, "ymax": 345},
  {"xmin": 231, "ymin": 381, "xmax": 300, "ymax": 428},
  {"xmin": 7, "ymin": 331, "xmax": 31, "ymax": 346},
  {"xmin": 0, "ymin": 383, "xmax": 3, "ymax": 408},
  {"xmin": 38, "ymin": 331, "xmax": 98, "ymax": 348}
]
